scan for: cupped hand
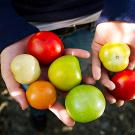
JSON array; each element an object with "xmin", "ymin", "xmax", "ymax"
[
  {"xmin": 91, "ymin": 21, "xmax": 135, "ymax": 107},
  {"xmin": 0, "ymin": 35, "xmax": 95, "ymax": 126}
]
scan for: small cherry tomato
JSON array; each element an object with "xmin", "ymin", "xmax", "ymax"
[
  {"xmin": 26, "ymin": 80, "xmax": 57, "ymax": 109},
  {"xmin": 28, "ymin": 31, "xmax": 64, "ymax": 65}
]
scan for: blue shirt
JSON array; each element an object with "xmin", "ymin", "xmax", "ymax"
[{"xmin": 0, "ymin": 0, "xmax": 135, "ymax": 51}]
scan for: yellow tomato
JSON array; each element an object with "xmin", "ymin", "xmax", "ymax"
[
  {"xmin": 11, "ymin": 54, "xmax": 41, "ymax": 84},
  {"xmin": 99, "ymin": 43, "xmax": 130, "ymax": 72}
]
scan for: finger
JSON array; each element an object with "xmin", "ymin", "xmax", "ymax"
[
  {"xmin": 2, "ymin": 77, "xmax": 29, "ymax": 110},
  {"xmin": 128, "ymin": 62, "xmax": 135, "ymax": 70},
  {"xmin": 39, "ymin": 65, "xmax": 49, "ymax": 80},
  {"xmin": 64, "ymin": 48, "xmax": 90, "ymax": 58},
  {"xmin": 82, "ymin": 76, "xmax": 96, "ymax": 84},
  {"xmin": 104, "ymin": 91, "xmax": 116, "ymax": 104},
  {"xmin": 100, "ymin": 68, "xmax": 115, "ymax": 90},
  {"xmin": 10, "ymin": 87, "xmax": 29, "ymax": 110},
  {"xmin": 116, "ymin": 100, "xmax": 124, "ymax": 107},
  {"xmin": 2, "ymin": 75, "xmax": 29, "ymax": 110},
  {"xmin": 127, "ymin": 45, "xmax": 135, "ymax": 69},
  {"xmin": 1, "ymin": 50, "xmax": 29, "ymax": 110},
  {"xmin": 91, "ymin": 41, "xmax": 101, "ymax": 80},
  {"xmin": 49, "ymin": 102, "xmax": 75, "ymax": 127}
]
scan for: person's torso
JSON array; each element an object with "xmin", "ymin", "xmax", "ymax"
[{"xmin": 13, "ymin": 0, "xmax": 103, "ymax": 22}]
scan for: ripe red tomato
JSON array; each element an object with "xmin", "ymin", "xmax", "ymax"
[
  {"xmin": 26, "ymin": 80, "xmax": 57, "ymax": 109},
  {"xmin": 109, "ymin": 70, "xmax": 135, "ymax": 101},
  {"xmin": 28, "ymin": 31, "xmax": 64, "ymax": 64}
]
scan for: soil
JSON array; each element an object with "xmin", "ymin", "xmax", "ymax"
[{"xmin": 1, "ymin": 75, "xmax": 135, "ymax": 135}]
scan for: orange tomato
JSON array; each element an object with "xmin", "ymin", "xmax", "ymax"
[{"xmin": 26, "ymin": 80, "xmax": 57, "ymax": 109}]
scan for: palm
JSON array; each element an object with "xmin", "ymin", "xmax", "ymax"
[
  {"xmin": 1, "ymin": 35, "xmax": 93, "ymax": 126},
  {"xmin": 92, "ymin": 21, "xmax": 135, "ymax": 106}
]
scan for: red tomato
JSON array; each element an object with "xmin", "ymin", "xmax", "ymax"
[
  {"xmin": 26, "ymin": 80, "xmax": 57, "ymax": 109},
  {"xmin": 109, "ymin": 70, "xmax": 135, "ymax": 101},
  {"xmin": 28, "ymin": 31, "xmax": 64, "ymax": 64}
]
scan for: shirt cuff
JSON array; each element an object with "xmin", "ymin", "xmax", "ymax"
[{"xmin": 97, "ymin": 0, "xmax": 135, "ymax": 24}]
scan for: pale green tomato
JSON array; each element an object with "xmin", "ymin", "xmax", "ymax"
[
  {"xmin": 48, "ymin": 55, "xmax": 82, "ymax": 91},
  {"xmin": 65, "ymin": 85, "xmax": 106, "ymax": 123},
  {"xmin": 11, "ymin": 54, "xmax": 41, "ymax": 84},
  {"xmin": 99, "ymin": 43, "xmax": 130, "ymax": 72}
]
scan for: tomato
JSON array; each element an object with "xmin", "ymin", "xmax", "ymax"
[
  {"xmin": 65, "ymin": 85, "xmax": 106, "ymax": 123},
  {"xmin": 11, "ymin": 54, "xmax": 41, "ymax": 84},
  {"xmin": 26, "ymin": 81, "xmax": 57, "ymax": 109},
  {"xmin": 48, "ymin": 55, "xmax": 82, "ymax": 91},
  {"xmin": 109, "ymin": 70, "xmax": 135, "ymax": 101},
  {"xmin": 99, "ymin": 43, "xmax": 130, "ymax": 72},
  {"xmin": 28, "ymin": 31, "xmax": 64, "ymax": 65}
]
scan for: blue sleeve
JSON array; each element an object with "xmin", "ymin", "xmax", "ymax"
[
  {"xmin": 0, "ymin": 0, "xmax": 39, "ymax": 51},
  {"xmin": 98, "ymin": 0, "xmax": 135, "ymax": 24}
]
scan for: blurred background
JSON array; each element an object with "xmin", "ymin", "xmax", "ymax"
[{"xmin": 1, "ymin": 71, "xmax": 135, "ymax": 135}]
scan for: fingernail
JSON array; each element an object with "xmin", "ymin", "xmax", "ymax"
[
  {"xmin": 66, "ymin": 120, "xmax": 75, "ymax": 127},
  {"xmin": 86, "ymin": 52, "xmax": 90, "ymax": 58},
  {"xmin": 18, "ymin": 103, "xmax": 27, "ymax": 110},
  {"xmin": 21, "ymin": 105, "xmax": 28, "ymax": 110},
  {"xmin": 18, "ymin": 100, "xmax": 29, "ymax": 110},
  {"xmin": 110, "ymin": 83, "xmax": 115, "ymax": 90},
  {"xmin": 59, "ymin": 110, "xmax": 75, "ymax": 127},
  {"xmin": 84, "ymin": 77, "xmax": 96, "ymax": 84},
  {"xmin": 69, "ymin": 121, "xmax": 75, "ymax": 127},
  {"xmin": 117, "ymin": 101, "xmax": 124, "ymax": 107},
  {"xmin": 94, "ymin": 73, "xmax": 100, "ymax": 80},
  {"xmin": 128, "ymin": 64, "xmax": 134, "ymax": 70},
  {"xmin": 110, "ymin": 99, "xmax": 116, "ymax": 104}
]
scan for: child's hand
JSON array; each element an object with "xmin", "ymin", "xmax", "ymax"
[
  {"xmin": 1, "ymin": 35, "xmax": 95, "ymax": 126},
  {"xmin": 91, "ymin": 21, "xmax": 135, "ymax": 106}
]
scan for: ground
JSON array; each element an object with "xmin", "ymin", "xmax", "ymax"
[{"xmin": 1, "ymin": 75, "xmax": 135, "ymax": 135}]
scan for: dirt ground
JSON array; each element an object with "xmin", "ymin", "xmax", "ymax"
[{"xmin": 1, "ymin": 74, "xmax": 135, "ymax": 135}]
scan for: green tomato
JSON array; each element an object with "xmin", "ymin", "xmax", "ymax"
[
  {"xmin": 11, "ymin": 54, "xmax": 41, "ymax": 84},
  {"xmin": 48, "ymin": 55, "xmax": 82, "ymax": 91},
  {"xmin": 65, "ymin": 85, "xmax": 106, "ymax": 123},
  {"xmin": 99, "ymin": 43, "xmax": 130, "ymax": 72}
]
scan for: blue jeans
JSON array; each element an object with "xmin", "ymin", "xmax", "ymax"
[{"xmin": 22, "ymin": 25, "xmax": 95, "ymax": 117}]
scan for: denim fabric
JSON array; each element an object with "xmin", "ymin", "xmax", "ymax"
[
  {"xmin": 22, "ymin": 84, "xmax": 46, "ymax": 116},
  {"xmin": 61, "ymin": 26, "xmax": 94, "ymax": 75},
  {"xmin": 22, "ymin": 26, "xmax": 95, "ymax": 117}
]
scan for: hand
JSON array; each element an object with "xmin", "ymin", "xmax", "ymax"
[
  {"xmin": 91, "ymin": 21, "xmax": 135, "ymax": 107},
  {"xmin": 0, "ymin": 35, "xmax": 95, "ymax": 126}
]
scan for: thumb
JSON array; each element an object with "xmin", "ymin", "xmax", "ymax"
[{"xmin": 1, "ymin": 49, "xmax": 29, "ymax": 110}]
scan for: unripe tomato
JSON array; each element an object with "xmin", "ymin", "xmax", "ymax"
[
  {"xmin": 26, "ymin": 81, "xmax": 57, "ymax": 109},
  {"xmin": 28, "ymin": 31, "xmax": 64, "ymax": 65},
  {"xmin": 48, "ymin": 55, "xmax": 82, "ymax": 91},
  {"xmin": 65, "ymin": 85, "xmax": 106, "ymax": 123}
]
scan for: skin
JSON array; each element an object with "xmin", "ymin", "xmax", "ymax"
[
  {"xmin": 91, "ymin": 21, "xmax": 135, "ymax": 107},
  {"xmin": 48, "ymin": 55, "xmax": 82, "ymax": 91},
  {"xmin": 65, "ymin": 85, "xmax": 106, "ymax": 123},
  {"xmin": 0, "ymin": 34, "xmax": 93, "ymax": 127},
  {"xmin": 1, "ymin": 21, "xmax": 135, "ymax": 125},
  {"xmin": 99, "ymin": 43, "xmax": 130, "ymax": 72}
]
